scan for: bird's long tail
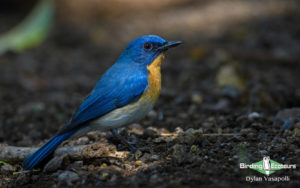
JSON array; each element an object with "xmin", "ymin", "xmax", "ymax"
[{"xmin": 22, "ymin": 130, "xmax": 76, "ymax": 170}]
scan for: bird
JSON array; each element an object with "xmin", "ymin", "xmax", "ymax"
[{"xmin": 22, "ymin": 35, "xmax": 182, "ymax": 170}]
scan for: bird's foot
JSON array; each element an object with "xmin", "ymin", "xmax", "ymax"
[
  {"xmin": 108, "ymin": 129, "xmax": 150, "ymax": 153},
  {"xmin": 125, "ymin": 144, "xmax": 150, "ymax": 154}
]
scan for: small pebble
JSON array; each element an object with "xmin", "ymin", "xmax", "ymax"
[
  {"xmin": 248, "ymin": 112, "xmax": 261, "ymax": 119},
  {"xmin": 150, "ymin": 174, "xmax": 159, "ymax": 183},
  {"xmin": 143, "ymin": 128, "xmax": 158, "ymax": 138},
  {"xmin": 175, "ymin": 127, "xmax": 184, "ymax": 133},
  {"xmin": 135, "ymin": 150, "xmax": 143, "ymax": 159},
  {"xmin": 150, "ymin": 155, "xmax": 160, "ymax": 161},
  {"xmin": 1, "ymin": 164, "xmax": 15, "ymax": 173},
  {"xmin": 281, "ymin": 119, "xmax": 292, "ymax": 131},
  {"xmin": 76, "ymin": 136, "xmax": 89, "ymax": 145},
  {"xmin": 191, "ymin": 93, "xmax": 203, "ymax": 104},
  {"xmin": 259, "ymin": 150, "xmax": 268, "ymax": 155},
  {"xmin": 293, "ymin": 128, "xmax": 300, "ymax": 137},
  {"xmin": 220, "ymin": 143, "xmax": 227, "ymax": 148},
  {"xmin": 190, "ymin": 145, "xmax": 197, "ymax": 152},
  {"xmin": 171, "ymin": 144, "xmax": 185, "ymax": 163},
  {"xmin": 58, "ymin": 171, "xmax": 80, "ymax": 186},
  {"xmin": 102, "ymin": 172, "xmax": 109, "ymax": 180},
  {"xmin": 101, "ymin": 163, "xmax": 107, "ymax": 167},
  {"xmin": 44, "ymin": 155, "xmax": 68, "ymax": 172},
  {"xmin": 176, "ymin": 128, "xmax": 203, "ymax": 145},
  {"xmin": 88, "ymin": 164, "xmax": 95, "ymax": 171},
  {"xmin": 87, "ymin": 131, "xmax": 100, "ymax": 141}
]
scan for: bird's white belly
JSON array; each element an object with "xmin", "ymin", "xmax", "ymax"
[
  {"xmin": 92, "ymin": 98, "xmax": 154, "ymax": 129},
  {"xmin": 72, "ymin": 96, "xmax": 155, "ymax": 137}
]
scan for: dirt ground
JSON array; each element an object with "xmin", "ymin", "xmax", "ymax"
[{"xmin": 0, "ymin": 1, "xmax": 300, "ymax": 187}]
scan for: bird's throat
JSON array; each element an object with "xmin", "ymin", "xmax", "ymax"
[
  {"xmin": 145, "ymin": 54, "xmax": 164, "ymax": 101},
  {"xmin": 149, "ymin": 54, "xmax": 165, "ymax": 69}
]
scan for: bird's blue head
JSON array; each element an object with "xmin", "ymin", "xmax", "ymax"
[{"xmin": 118, "ymin": 35, "xmax": 181, "ymax": 66}]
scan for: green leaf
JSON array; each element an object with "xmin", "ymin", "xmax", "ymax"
[
  {"xmin": 0, "ymin": 0, "xmax": 55, "ymax": 55},
  {"xmin": 13, "ymin": 168, "xmax": 41, "ymax": 175},
  {"xmin": 0, "ymin": 160, "xmax": 10, "ymax": 165}
]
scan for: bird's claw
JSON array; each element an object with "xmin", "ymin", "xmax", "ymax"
[
  {"xmin": 109, "ymin": 129, "xmax": 150, "ymax": 153},
  {"xmin": 128, "ymin": 145, "xmax": 150, "ymax": 153}
]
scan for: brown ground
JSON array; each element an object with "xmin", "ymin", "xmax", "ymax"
[{"xmin": 0, "ymin": 0, "xmax": 300, "ymax": 187}]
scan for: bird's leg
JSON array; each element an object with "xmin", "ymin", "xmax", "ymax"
[
  {"xmin": 110, "ymin": 129, "xmax": 137, "ymax": 152},
  {"xmin": 110, "ymin": 129, "xmax": 149, "ymax": 153}
]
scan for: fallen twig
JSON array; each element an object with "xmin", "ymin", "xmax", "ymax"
[
  {"xmin": 203, "ymin": 133, "xmax": 239, "ymax": 136},
  {"xmin": 160, "ymin": 133, "xmax": 238, "ymax": 137},
  {"xmin": 0, "ymin": 146, "xmax": 37, "ymax": 163},
  {"xmin": 0, "ymin": 142, "xmax": 129, "ymax": 164}
]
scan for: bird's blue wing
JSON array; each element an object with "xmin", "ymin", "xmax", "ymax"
[{"xmin": 58, "ymin": 64, "xmax": 148, "ymax": 135}]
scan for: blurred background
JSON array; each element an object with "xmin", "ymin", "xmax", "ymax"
[{"xmin": 0, "ymin": 0, "xmax": 300, "ymax": 187}]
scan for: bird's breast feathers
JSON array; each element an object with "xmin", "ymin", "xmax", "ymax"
[
  {"xmin": 86, "ymin": 55, "xmax": 164, "ymax": 131},
  {"xmin": 144, "ymin": 54, "xmax": 164, "ymax": 101}
]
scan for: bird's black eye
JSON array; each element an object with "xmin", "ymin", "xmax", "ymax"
[{"xmin": 143, "ymin": 42, "xmax": 152, "ymax": 50}]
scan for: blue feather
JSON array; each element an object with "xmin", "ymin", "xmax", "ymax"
[
  {"xmin": 22, "ymin": 64, "xmax": 148, "ymax": 170},
  {"xmin": 22, "ymin": 129, "xmax": 76, "ymax": 170},
  {"xmin": 58, "ymin": 63, "xmax": 148, "ymax": 134}
]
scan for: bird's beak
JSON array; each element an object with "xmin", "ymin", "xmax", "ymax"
[{"xmin": 158, "ymin": 41, "xmax": 182, "ymax": 51}]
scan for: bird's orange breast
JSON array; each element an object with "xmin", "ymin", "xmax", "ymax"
[{"xmin": 142, "ymin": 54, "xmax": 164, "ymax": 102}]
